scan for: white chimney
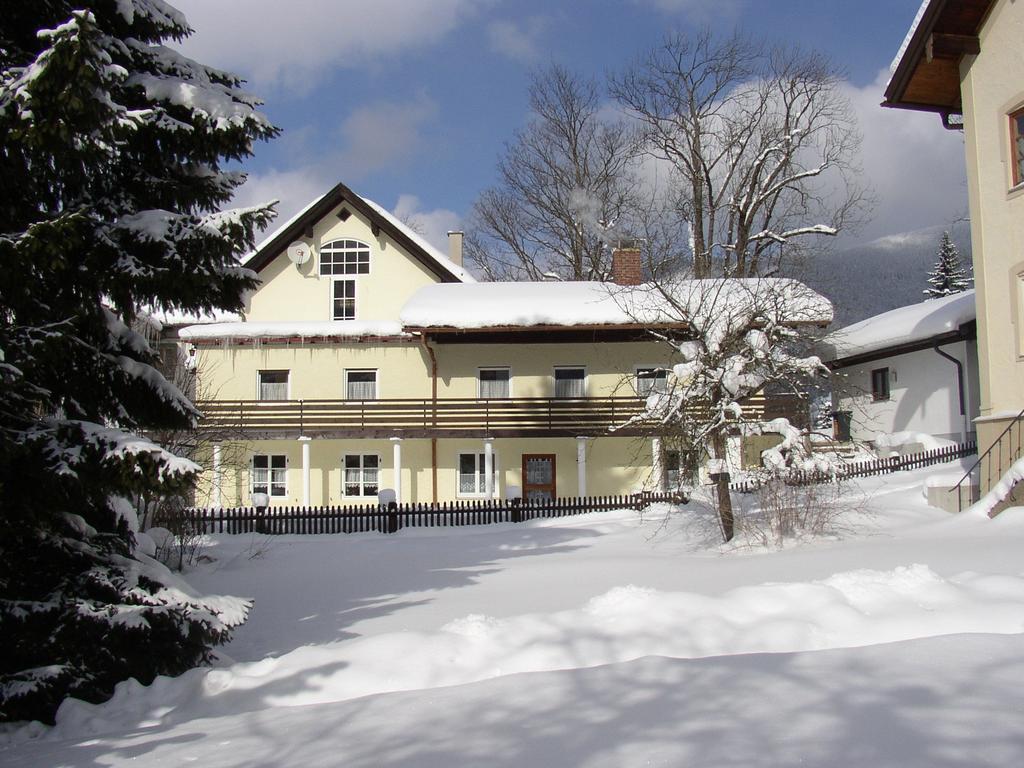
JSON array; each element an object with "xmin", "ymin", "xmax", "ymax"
[{"xmin": 447, "ymin": 230, "xmax": 464, "ymax": 266}]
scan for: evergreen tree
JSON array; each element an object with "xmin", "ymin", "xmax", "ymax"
[
  {"xmin": 0, "ymin": 1, "xmax": 278, "ymax": 723},
  {"xmin": 924, "ymin": 231, "xmax": 972, "ymax": 298}
]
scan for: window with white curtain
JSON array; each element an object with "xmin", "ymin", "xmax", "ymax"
[
  {"xmin": 252, "ymin": 454, "xmax": 287, "ymax": 496},
  {"xmin": 258, "ymin": 370, "xmax": 289, "ymax": 401},
  {"xmin": 478, "ymin": 368, "xmax": 510, "ymax": 399},
  {"xmin": 635, "ymin": 367, "xmax": 668, "ymax": 396},
  {"xmin": 554, "ymin": 367, "xmax": 586, "ymax": 398},
  {"xmin": 458, "ymin": 452, "xmax": 498, "ymax": 496},
  {"xmin": 345, "ymin": 369, "xmax": 377, "ymax": 400},
  {"xmin": 344, "ymin": 454, "xmax": 379, "ymax": 496}
]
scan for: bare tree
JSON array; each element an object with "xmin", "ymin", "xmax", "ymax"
[
  {"xmin": 467, "ymin": 64, "xmax": 644, "ymax": 281},
  {"xmin": 621, "ymin": 278, "xmax": 832, "ymax": 541},
  {"xmin": 611, "ymin": 31, "xmax": 869, "ymax": 279}
]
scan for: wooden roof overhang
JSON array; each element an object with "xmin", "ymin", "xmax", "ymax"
[
  {"xmin": 827, "ymin": 320, "xmax": 976, "ymax": 370},
  {"xmin": 407, "ymin": 323, "xmax": 694, "ymax": 344},
  {"xmin": 186, "ymin": 334, "xmax": 417, "ymax": 347},
  {"xmin": 244, "ymin": 181, "xmax": 465, "ymax": 283},
  {"xmin": 883, "ymin": 0, "xmax": 996, "ymax": 125}
]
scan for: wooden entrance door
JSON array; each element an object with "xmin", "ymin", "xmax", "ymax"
[{"xmin": 522, "ymin": 454, "xmax": 556, "ymax": 500}]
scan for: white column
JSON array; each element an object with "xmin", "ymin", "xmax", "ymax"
[
  {"xmin": 576, "ymin": 436, "xmax": 588, "ymax": 497},
  {"xmin": 299, "ymin": 436, "xmax": 312, "ymax": 507},
  {"xmin": 484, "ymin": 438, "xmax": 495, "ymax": 500},
  {"xmin": 652, "ymin": 437, "xmax": 665, "ymax": 492},
  {"xmin": 391, "ymin": 437, "xmax": 403, "ymax": 502},
  {"xmin": 212, "ymin": 443, "xmax": 222, "ymax": 508}
]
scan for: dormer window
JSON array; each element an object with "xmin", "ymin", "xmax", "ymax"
[{"xmin": 320, "ymin": 239, "xmax": 370, "ymax": 275}]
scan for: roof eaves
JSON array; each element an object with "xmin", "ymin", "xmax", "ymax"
[{"xmin": 244, "ymin": 181, "xmax": 467, "ymax": 283}]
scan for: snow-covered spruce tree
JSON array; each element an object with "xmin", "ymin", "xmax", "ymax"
[
  {"xmin": 622, "ymin": 279, "xmax": 831, "ymax": 541},
  {"xmin": 0, "ymin": 1, "xmax": 277, "ymax": 723},
  {"xmin": 924, "ymin": 231, "xmax": 971, "ymax": 298}
]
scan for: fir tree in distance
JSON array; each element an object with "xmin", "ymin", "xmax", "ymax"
[
  {"xmin": 0, "ymin": 0, "xmax": 278, "ymax": 723},
  {"xmin": 924, "ymin": 231, "xmax": 972, "ymax": 298}
]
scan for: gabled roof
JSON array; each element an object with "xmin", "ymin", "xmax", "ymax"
[
  {"xmin": 243, "ymin": 181, "xmax": 474, "ymax": 283},
  {"xmin": 823, "ymin": 290, "xmax": 976, "ymax": 368},
  {"xmin": 883, "ymin": 0, "xmax": 996, "ymax": 118}
]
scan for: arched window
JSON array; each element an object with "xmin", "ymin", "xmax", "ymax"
[{"xmin": 319, "ymin": 239, "xmax": 370, "ymax": 275}]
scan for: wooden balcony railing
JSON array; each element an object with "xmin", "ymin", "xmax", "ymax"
[{"xmin": 196, "ymin": 394, "xmax": 808, "ymax": 440}]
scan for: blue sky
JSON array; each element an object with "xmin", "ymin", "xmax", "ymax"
[{"xmin": 172, "ymin": 0, "xmax": 966, "ymax": 253}]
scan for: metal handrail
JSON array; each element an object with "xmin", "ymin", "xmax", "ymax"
[{"xmin": 950, "ymin": 406, "xmax": 1024, "ymax": 511}]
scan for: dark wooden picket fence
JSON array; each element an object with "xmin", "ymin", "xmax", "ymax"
[
  {"xmin": 730, "ymin": 441, "xmax": 977, "ymax": 494},
  {"xmin": 162, "ymin": 492, "xmax": 686, "ymax": 536}
]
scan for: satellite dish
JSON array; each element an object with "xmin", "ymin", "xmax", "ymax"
[{"xmin": 287, "ymin": 241, "xmax": 311, "ymax": 265}]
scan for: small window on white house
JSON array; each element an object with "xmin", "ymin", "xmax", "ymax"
[
  {"xmin": 333, "ymin": 280, "xmax": 356, "ymax": 320},
  {"xmin": 258, "ymin": 370, "xmax": 289, "ymax": 401},
  {"xmin": 636, "ymin": 367, "xmax": 668, "ymax": 396},
  {"xmin": 320, "ymin": 239, "xmax": 370, "ymax": 275},
  {"xmin": 479, "ymin": 368, "xmax": 510, "ymax": 399},
  {"xmin": 871, "ymin": 367, "xmax": 890, "ymax": 401},
  {"xmin": 554, "ymin": 367, "xmax": 586, "ymax": 398},
  {"xmin": 346, "ymin": 370, "xmax": 377, "ymax": 400},
  {"xmin": 458, "ymin": 452, "xmax": 499, "ymax": 496},
  {"xmin": 344, "ymin": 454, "xmax": 379, "ymax": 496},
  {"xmin": 253, "ymin": 454, "xmax": 287, "ymax": 497},
  {"xmin": 1011, "ymin": 108, "xmax": 1024, "ymax": 188}
]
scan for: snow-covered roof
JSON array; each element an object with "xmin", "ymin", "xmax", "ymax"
[
  {"xmin": 178, "ymin": 320, "xmax": 409, "ymax": 341},
  {"xmin": 362, "ymin": 198, "xmax": 474, "ymax": 284},
  {"xmin": 888, "ymin": 0, "xmax": 931, "ymax": 80},
  {"xmin": 824, "ymin": 290, "xmax": 976, "ymax": 361},
  {"xmin": 400, "ymin": 279, "xmax": 832, "ymax": 331},
  {"xmin": 243, "ymin": 182, "xmax": 473, "ymax": 284}
]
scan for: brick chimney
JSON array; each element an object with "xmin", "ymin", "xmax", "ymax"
[{"xmin": 610, "ymin": 246, "xmax": 642, "ymax": 285}]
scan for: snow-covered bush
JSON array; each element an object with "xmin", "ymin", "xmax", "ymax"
[
  {"xmin": 0, "ymin": 1, "xmax": 276, "ymax": 723},
  {"xmin": 745, "ymin": 476, "xmax": 846, "ymax": 547}
]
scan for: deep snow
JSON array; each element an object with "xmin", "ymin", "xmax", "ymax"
[{"xmin": 3, "ymin": 461, "xmax": 1024, "ymax": 767}]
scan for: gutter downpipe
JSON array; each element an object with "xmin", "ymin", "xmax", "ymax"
[
  {"xmin": 933, "ymin": 339, "xmax": 967, "ymax": 441},
  {"xmin": 421, "ymin": 332, "xmax": 439, "ymax": 503}
]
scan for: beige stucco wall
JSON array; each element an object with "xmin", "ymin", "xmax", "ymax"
[
  {"xmin": 192, "ymin": 339, "xmax": 678, "ymax": 401},
  {"xmin": 960, "ymin": 0, "xmax": 1024, "ymax": 426},
  {"xmin": 194, "ymin": 435, "xmax": 659, "ymax": 507},
  {"xmin": 244, "ymin": 203, "xmax": 443, "ymax": 323}
]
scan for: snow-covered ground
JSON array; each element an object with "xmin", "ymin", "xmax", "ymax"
[{"xmin": 4, "ymin": 461, "xmax": 1024, "ymax": 767}]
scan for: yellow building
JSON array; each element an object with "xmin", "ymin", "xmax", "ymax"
[
  {"xmin": 885, "ymin": 0, "xmax": 1024, "ymax": 494},
  {"xmin": 177, "ymin": 182, "xmax": 826, "ymax": 508}
]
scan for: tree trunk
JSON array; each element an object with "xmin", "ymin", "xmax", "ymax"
[{"xmin": 711, "ymin": 432, "xmax": 734, "ymax": 541}]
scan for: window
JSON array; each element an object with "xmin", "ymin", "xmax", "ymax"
[
  {"xmin": 258, "ymin": 370, "xmax": 288, "ymax": 401},
  {"xmin": 479, "ymin": 368, "xmax": 510, "ymax": 399},
  {"xmin": 344, "ymin": 454, "xmax": 379, "ymax": 497},
  {"xmin": 458, "ymin": 452, "xmax": 499, "ymax": 496},
  {"xmin": 664, "ymin": 450, "xmax": 697, "ymax": 489},
  {"xmin": 871, "ymin": 367, "xmax": 890, "ymax": 401},
  {"xmin": 320, "ymin": 239, "xmax": 370, "ymax": 275},
  {"xmin": 1012, "ymin": 108, "xmax": 1024, "ymax": 188},
  {"xmin": 554, "ymin": 367, "xmax": 586, "ymax": 398},
  {"xmin": 636, "ymin": 367, "xmax": 668, "ymax": 396},
  {"xmin": 333, "ymin": 279, "xmax": 356, "ymax": 320},
  {"xmin": 346, "ymin": 369, "xmax": 377, "ymax": 400},
  {"xmin": 252, "ymin": 454, "xmax": 287, "ymax": 497}
]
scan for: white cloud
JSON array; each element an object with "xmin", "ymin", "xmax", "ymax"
[
  {"xmin": 486, "ymin": 17, "xmax": 549, "ymax": 63},
  {"xmin": 392, "ymin": 194, "xmax": 462, "ymax": 253},
  {"xmin": 171, "ymin": 0, "xmax": 490, "ymax": 91},
  {"xmin": 634, "ymin": 0, "xmax": 745, "ymax": 21},
  {"xmin": 232, "ymin": 166, "xmax": 335, "ymax": 239},
  {"xmin": 335, "ymin": 94, "xmax": 439, "ymax": 180},
  {"xmin": 841, "ymin": 69, "xmax": 968, "ymax": 242}
]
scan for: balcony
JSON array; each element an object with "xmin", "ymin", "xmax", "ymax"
[{"xmin": 196, "ymin": 394, "xmax": 808, "ymax": 440}]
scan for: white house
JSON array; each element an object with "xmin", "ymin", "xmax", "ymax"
[{"xmin": 822, "ymin": 291, "xmax": 978, "ymax": 445}]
